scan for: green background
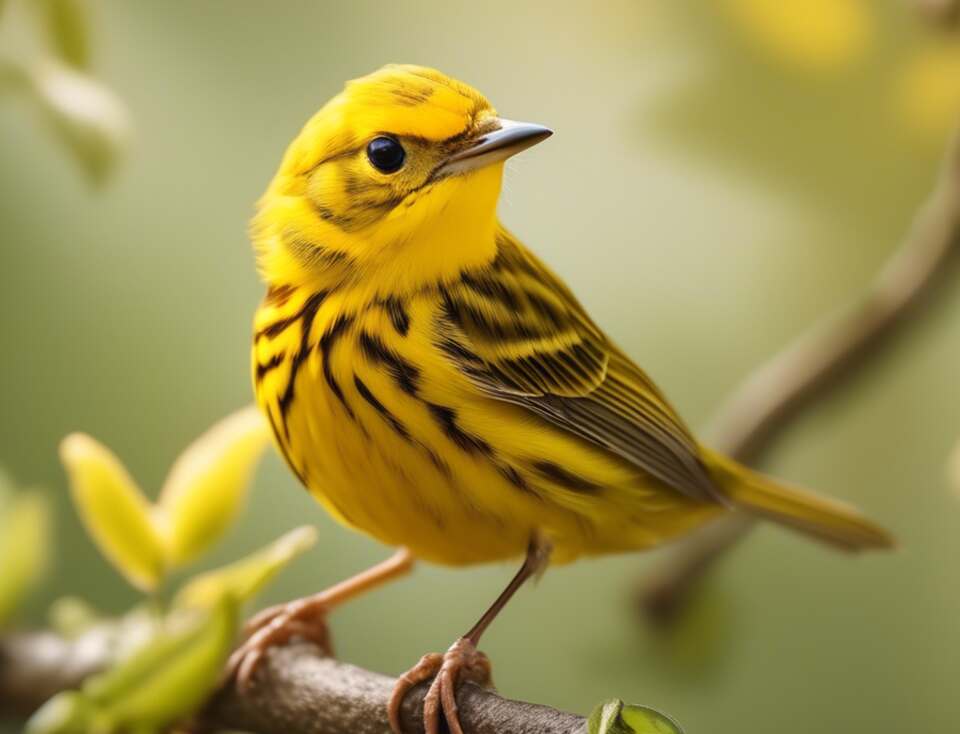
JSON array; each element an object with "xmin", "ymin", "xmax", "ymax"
[{"xmin": 2, "ymin": 2, "xmax": 959, "ymax": 732}]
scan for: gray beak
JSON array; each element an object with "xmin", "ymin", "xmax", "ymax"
[{"xmin": 439, "ymin": 119, "xmax": 552, "ymax": 176}]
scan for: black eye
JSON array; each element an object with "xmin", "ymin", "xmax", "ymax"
[{"xmin": 366, "ymin": 136, "xmax": 405, "ymax": 173}]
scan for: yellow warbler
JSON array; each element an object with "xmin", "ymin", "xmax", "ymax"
[{"xmin": 236, "ymin": 65, "xmax": 893, "ymax": 734}]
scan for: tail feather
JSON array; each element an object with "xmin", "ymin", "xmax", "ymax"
[{"xmin": 704, "ymin": 448, "xmax": 894, "ymax": 552}]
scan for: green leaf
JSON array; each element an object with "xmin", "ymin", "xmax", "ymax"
[
  {"xmin": 27, "ymin": 597, "xmax": 238, "ymax": 734},
  {"xmin": 174, "ymin": 525, "xmax": 317, "ymax": 610},
  {"xmin": 158, "ymin": 405, "xmax": 272, "ymax": 568},
  {"xmin": 26, "ymin": 60, "xmax": 130, "ymax": 184},
  {"xmin": 96, "ymin": 598, "xmax": 237, "ymax": 729},
  {"xmin": 0, "ymin": 490, "xmax": 51, "ymax": 625},
  {"xmin": 587, "ymin": 699, "xmax": 684, "ymax": 734}
]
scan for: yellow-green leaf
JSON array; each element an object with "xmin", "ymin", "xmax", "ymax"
[
  {"xmin": 60, "ymin": 433, "xmax": 166, "ymax": 591},
  {"xmin": 103, "ymin": 597, "xmax": 236, "ymax": 730},
  {"xmin": 175, "ymin": 525, "xmax": 317, "ymax": 610},
  {"xmin": 0, "ymin": 491, "xmax": 51, "ymax": 625},
  {"xmin": 587, "ymin": 699, "xmax": 684, "ymax": 734},
  {"xmin": 23, "ymin": 691, "xmax": 97, "ymax": 734},
  {"xmin": 619, "ymin": 704, "xmax": 684, "ymax": 734},
  {"xmin": 27, "ymin": 60, "xmax": 130, "ymax": 184},
  {"xmin": 158, "ymin": 405, "xmax": 271, "ymax": 568}
]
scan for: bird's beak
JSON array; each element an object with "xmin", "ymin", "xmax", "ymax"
[{"xmin": 438, "ymin": 119, "xmax": 552, "ymax": 177}]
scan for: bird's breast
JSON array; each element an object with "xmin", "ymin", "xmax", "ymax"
[{"xmin": 252, "ymin": 285, "xmax": 547, "ymax": 564}]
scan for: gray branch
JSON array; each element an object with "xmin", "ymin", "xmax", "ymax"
[
  {"xmin": 205, "ymin": 643, "xmax": 584, "ymax": 734},
  {"xmin": 0, "ymin": 629, "xmax": 112, "ymax": 717}
]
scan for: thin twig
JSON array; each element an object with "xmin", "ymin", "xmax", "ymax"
[{"xmin": 639, "ymin": 128, "xmax": 960, "ymax": 623}]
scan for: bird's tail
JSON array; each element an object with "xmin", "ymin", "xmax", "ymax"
[{"xmin": 703, "ymin": 447, "xmax": 894, "ymax": 552}]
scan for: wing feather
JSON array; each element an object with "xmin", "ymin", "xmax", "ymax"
[{"xmin": 438, "ymin": 230, "xmax": 723, "ymax": 503}]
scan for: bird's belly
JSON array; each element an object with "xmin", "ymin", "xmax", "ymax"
[
  {"xmin": 288, "ymin": 392, "xmax": 539, "ymax": 564},
  {"xmin": 255, "ymin": 332, "xmax": 535, "ymax": 565}
]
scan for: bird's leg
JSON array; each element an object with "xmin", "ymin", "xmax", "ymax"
[
  {"xmin": 389, "ymin": 536, "xmax": 552, "ymax": 734},
  {"xmin": 227, "ymin": 547, "xmax": 414, "ymax": 690}
]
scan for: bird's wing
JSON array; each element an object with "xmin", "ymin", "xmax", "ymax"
[{"xmin": 437, "ymin": 231, "xmax": 723, "ymax": 503}]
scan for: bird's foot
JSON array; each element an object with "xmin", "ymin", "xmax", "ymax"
[
  {"xmin": 388, "ymin": 637, "xmax": 493, "ymax": 734},
  {"xmin": 225, "ymin": 595, "xmax": 332, "ymax": 690}
]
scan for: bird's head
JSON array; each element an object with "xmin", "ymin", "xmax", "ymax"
[{"xmin": 253, "ymin": 65, "xmax": 551, "ymax": 294}]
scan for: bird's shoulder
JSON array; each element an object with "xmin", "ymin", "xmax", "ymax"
[
  {"xmin": 435, "ymin": 228, "xmax": 722, "ymax": 502},
  {"xmin": 436, "ymin": 229, "xmax": 609, "ymax": 398}
]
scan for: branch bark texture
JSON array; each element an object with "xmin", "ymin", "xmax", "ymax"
[{"xmin": 205, "ymin": 643, "xmax": 584, "ymax": 734}]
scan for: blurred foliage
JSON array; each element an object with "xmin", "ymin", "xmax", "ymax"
[
  {"xmin": 0, "ymin": 0, "xmax": 129, "ymax": 182},
  {"xmin": 48, "ymin": 596, "xmax": 106, "ymax": 639},
  {"xmin": 34, "ymin": 0, "xmax": 91, "ymax": 68},
  {"xmin": 949, "ymin": 439, "xmax": 960, "ymax": 494},
  {"xmin": 174, "ymin": 525, "xmax": 317, "ymax": 611},
  {"xmin": 652, "ymin": 1, "xmax": 960, "ymax": 239},
  {"xmin": 0, "ymin": 470, "xmax": 51, "ymax": 626},
  {"xmin": 24, "ymin": 528, "xmax": 316, "ymax": 734},
  {"xmin": 26, "ymin": 597, "xmax": 237, "ymax": 734},
  {"xmin": 901, "ymin": 41, "xmax": 960, "ymax": 138},
  {"xmin": 59, "ymin": 406, "xmax": 271, "ymax": 591},
  {"xmin": 587, "ymin": 699, "xmax": 683, "ymax": 734},
  {"xmin": 722, "ymin": 0, "xmax": 873, "ymax": 72},
  {"xmin": 23, "ymin": 60, "xmax": 130, "ymax": 184}
]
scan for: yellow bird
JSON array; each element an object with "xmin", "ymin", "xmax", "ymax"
[{"xmin": 233, "ymin": 64, "xmax": 893, "ymax": 734}]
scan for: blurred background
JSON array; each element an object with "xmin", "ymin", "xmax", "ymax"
[{"xmin": 2, "ymin": 1, "xmax": 959, "ymax": 732}]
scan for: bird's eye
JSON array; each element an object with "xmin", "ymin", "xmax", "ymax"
[{"xmin": 366, "ymin": 136, "xmax": 406, "ymax": 173}]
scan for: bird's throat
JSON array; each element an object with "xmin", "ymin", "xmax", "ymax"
[{"xmin": 255, "ymin": 169, "xmax": 503, "ymax": 300}]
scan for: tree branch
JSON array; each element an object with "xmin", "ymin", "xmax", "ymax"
[
  {"xmin": 639, "ymin": 127, "xmax": 960, "ymax": 623},
  {"xmin": 0, "ymin": 629, "xmax": 113, "ymax": 717},
  {"xmin": 204, "ymin": 643, "xmax": 585, "ymax": 734},
  {"xmin": 0, "ymin": 634, "xmax": 586, "ymax": 734}
]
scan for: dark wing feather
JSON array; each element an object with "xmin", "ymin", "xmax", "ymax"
[{"xmin": 438, "ymin": 230, "xmax": 723, "ymax": 503}]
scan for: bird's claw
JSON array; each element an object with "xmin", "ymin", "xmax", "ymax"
[
  {"xmin": 225, "ymin": 596, "xmax": 333, "ymax": 691},
  {"xmin": 388, "ymin": 637, "xmax": 493, "ymax": 734}
]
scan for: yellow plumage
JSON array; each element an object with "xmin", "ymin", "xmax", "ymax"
[{"xmin": 250, "ymin": 64, "xmax": 892, "ymax": 569}]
